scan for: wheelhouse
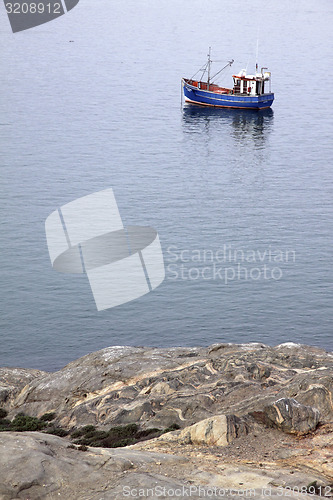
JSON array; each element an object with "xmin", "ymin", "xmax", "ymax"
[{"xmin": 232, "ymin": 68, "xmax": 272, "ymax": 96}]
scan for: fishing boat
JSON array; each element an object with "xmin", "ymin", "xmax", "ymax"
[{"xmin": 182, "ymin": 49, "xmax": 274, "ymax": 110}]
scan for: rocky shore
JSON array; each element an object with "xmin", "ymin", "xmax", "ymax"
[{"xmin": 0, "ymin": 342, "xmax": 332, "ymax": 499}]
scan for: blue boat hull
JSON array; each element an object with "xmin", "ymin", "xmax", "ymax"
[{"xmin": 182, "ymin": 80, "xmax": 274, "ymax": 109}]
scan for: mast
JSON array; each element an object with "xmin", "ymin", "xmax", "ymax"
[{"xmin": 207, "ymin": 47, "xmax": 212, "ymax": 85}]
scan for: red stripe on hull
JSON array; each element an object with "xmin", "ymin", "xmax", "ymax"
[{"xmin": 184, "ymin": 97, "xmax": 270, "ymax": 110}]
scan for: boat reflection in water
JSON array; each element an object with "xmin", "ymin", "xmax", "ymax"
[{"xmin": 182, "ymin": 104, "xmax": 274, "ymax": 151}]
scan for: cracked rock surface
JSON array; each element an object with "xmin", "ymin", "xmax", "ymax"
[{"xmin": 0, "ymin": 342, "xmax": 332, "ymax": 499}]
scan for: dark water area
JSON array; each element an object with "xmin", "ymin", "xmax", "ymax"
[{"xmin": 1, "ymin": 0, "xmax": 332, "ymax": 371}]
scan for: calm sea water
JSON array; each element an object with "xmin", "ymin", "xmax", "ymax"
[{"xmin": 1, "ymin": 0, "xmax": 332, "ymax": 371}]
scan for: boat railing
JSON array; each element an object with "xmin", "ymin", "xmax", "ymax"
[
  {"xmin": 186, "ymin": 79, "xmax": 233, "ymax": 94},
  {"xmin": 188, "ymin": 77, "xmax": 275, "ymax": 96}
]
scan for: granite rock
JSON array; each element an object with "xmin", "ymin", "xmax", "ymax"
[
  {"xmin": 0, "ymin": 431, "xmax": 330, "ymax": 500},
  {"xmin": 177, "ymin": 414, "xmax": 248, "ymax": 446},
  {"xmin": 2, "ymin": 343, "xmax": 332, "ymax": 432},
  {"xmin": 0, "ymin": 342, "xmax": 332, "ymax": 499},
  {"xmin": 263, "ymin": 398, "xmax": 320, "ymax": 435}
]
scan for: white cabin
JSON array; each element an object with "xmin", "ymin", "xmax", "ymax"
[{"xmin": 232, "ymin": 68, "xmax": 271, "ymax": 96}]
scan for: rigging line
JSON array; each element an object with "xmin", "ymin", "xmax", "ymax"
[
  {"xmin": 191, "ymin": 61, "xmax": 208, "ymax": 81},
  {"xmin": 210, "ymin": 60, "xmax": 234, "ymax": 81},
  {"xmin": 200, "ymin": 61, "xmax": 209, "ymax": 81}
]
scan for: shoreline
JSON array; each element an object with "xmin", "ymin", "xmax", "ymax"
[{"xmin": 1, "ymin": 340, "xmax": 332, "ymax": 374}]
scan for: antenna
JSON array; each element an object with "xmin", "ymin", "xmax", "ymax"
[{"xmin": 255, "ymin": 29, "xmax": 259, "ymax": 73}]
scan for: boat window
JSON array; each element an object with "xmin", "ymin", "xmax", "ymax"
[{"xmin": 233, "ymin": 79, "xmax": 241, "ymax": 94}]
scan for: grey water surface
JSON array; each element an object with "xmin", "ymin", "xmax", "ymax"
[{"xmin": 1, "ymin": 0, "xmax": 332, "ymax": 370}]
